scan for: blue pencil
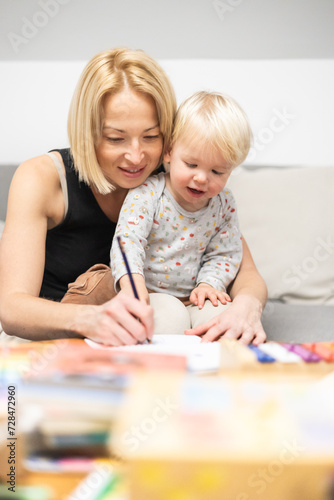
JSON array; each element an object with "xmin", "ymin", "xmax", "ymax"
[
  {"xmin": 116, "ymin": 236, "xmax": 152, "ymax": 344},
  {"xmin": 116, "ymin": 236, "xmax": 139, "ymax": 300}
]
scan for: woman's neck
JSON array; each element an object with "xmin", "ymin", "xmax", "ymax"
[{"xmin": 91, "ymin": 186, "xmax": 128, "ymax": 223}]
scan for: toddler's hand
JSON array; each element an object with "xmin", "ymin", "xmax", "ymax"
[
  {"xmin": 119, "ymin": 273, "xmax": 150, "ymax": 304},
  {"xmin": 190, "ymin": 283, "xmax": 231, "ymax": 309}
]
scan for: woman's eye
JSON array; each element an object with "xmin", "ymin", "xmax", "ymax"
[
  {"xmin": 107, "ymin": 137, "xmax": 123, "ymax": 143},
  {"xmin": 144, "ymin": 135, "xmax": 160, "ymax": 140}
]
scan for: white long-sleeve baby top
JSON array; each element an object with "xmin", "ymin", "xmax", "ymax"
[{"xmin": 111, "ymin": 172, "xmax": 243, "ymax": 297}]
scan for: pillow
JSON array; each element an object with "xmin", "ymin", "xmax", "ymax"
[{"xmin": 227, "ymin": 165, "xmax": 334, "ymax": 305}]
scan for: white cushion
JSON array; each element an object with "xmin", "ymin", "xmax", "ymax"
[{"xmin": 227, "ymin": 166, "xmax": 334, "ymax": 304}]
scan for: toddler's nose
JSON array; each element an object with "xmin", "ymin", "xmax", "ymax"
[{"xmin": 193, "ymin": 172, "xmax": 207, "ymax": 184}]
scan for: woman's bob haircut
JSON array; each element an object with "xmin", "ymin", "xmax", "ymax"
[
  {"xmin": 171, "ymin": 91, "xmax": 252, "ymax": 169},
  {"xmin": 68, "ymin": 47, "xmax": 177, "ymax": 194}
]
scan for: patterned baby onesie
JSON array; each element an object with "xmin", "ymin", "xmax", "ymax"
[{"xmin": 111, "ymin": 172, "xmax": 242, "ymax": 297}]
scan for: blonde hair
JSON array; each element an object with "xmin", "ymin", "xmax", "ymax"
[
  {"xmin": 68, "ymin": 47, "xmax": 176, "ymax": 194},
  {"xmin": 171, "ymin": 91, "xmax": 252, "ymax": 169}
]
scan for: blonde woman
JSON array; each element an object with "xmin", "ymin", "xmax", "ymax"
[{"xmin": 0, "ymin": 48, "xmax": 266, "ymax": 346}]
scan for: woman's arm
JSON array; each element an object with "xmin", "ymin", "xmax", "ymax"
[
  {"xmin": 229, "ymin": 236, "xmax": 268, "ymax": 307},
  {"xmin": 0, "ymin": 157, "xmax": 153, "ymax": 344},
  {"xmin": 185, "ymin": 237, "xmax": 267, "ymax": 345}
]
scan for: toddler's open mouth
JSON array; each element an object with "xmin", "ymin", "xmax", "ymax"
[{"xmin": 187, "ymin": 187, "xmax": 205, "ymax": 197}]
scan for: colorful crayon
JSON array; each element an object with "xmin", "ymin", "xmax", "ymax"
[{"xmin": 281, "ymin": 343, "xmax": 322, "ymax": 363}]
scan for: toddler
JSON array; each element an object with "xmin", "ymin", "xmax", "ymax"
[{"xmin": 111, "ymin": 91, "xmax": 252, "ymax": 335}]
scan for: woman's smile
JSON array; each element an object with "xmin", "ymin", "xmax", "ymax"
[{"xmin": 118, "ymin": 165, "xmax": 147, "ymax": 178}]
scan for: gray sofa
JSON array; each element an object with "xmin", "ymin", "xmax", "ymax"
[
  {"xmin": 227, "ymin": 164, "xmax": 334, "ymax": 342},
  {"xmin": 1, "ymin": 163, "xmax": 334, "ymax": 342}
]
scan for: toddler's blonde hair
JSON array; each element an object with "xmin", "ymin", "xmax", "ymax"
[{"xmin": 171, "ymin": 91, "xmax": 252, "ymax": 168}]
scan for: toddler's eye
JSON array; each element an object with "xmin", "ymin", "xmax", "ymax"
[
  {"xmin": 186, "ymin": 162, "xmax": 197, "ymax": 168},
  {"xmin": 212, "ymin": 170, "xmax": 223, "ymax": 175}
]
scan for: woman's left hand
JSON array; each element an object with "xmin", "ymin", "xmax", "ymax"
[{"xmin": 184, "ymin": 294, "xmax": 266, "ymax": 345}]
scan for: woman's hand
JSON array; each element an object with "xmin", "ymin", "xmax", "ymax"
[
  {"xmin": 185, "ymin": 294, "xmax": 266, "ymax": 345},
  {"xmin": 190, "ymin": 283, "xmax": 231, "ymax": 309},
  {"xmin": 73, "ymin": 290, "xmax": 154, "ymax": 346}
]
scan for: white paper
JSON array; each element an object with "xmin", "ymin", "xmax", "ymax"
[{"xmin": 85, "ymin": 335, "xmax": 220, "ymax": 373}]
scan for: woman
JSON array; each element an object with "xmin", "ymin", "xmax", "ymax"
[{"xmin": 0, "ymin": 48, "xmax": 267, "ymax": 346}]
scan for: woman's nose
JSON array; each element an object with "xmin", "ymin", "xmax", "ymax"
[{"xmin": 124, "ymin": 141, "xmax": 144, "ymax": 164}]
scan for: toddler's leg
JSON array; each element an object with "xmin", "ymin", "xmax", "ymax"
[
  {"xmin": 187, "ymin": 300, "xmax": 231, "ymax": 329},
  {"xmin": 149, "ymin": 293, "xmax": 190, "ymax": 335}
]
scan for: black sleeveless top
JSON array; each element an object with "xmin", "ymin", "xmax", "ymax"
[{"xmin": 40, "ymin": 148, "xmax": 116, "ymax": 301}]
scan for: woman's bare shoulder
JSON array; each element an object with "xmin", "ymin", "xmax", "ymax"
[
  {"xmin": 8, "ymin": 153, "xmax": 65, "ymax": 223},
  {"xmin": 14, "ymin": 153, "xmax": 62, "ymax": 184}
]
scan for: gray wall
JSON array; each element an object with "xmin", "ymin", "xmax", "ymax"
[{"xmin": 1, "ymin": 0, "xmax": 334, "ymax": 60}]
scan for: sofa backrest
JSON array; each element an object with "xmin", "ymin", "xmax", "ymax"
[
  {"xmin": 227, "ymin": 165, "xmax": 334, "ymax": 305},
  {"xmin": 0, "ymin": 165, "xmax": 17, "ymax": 221}
]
